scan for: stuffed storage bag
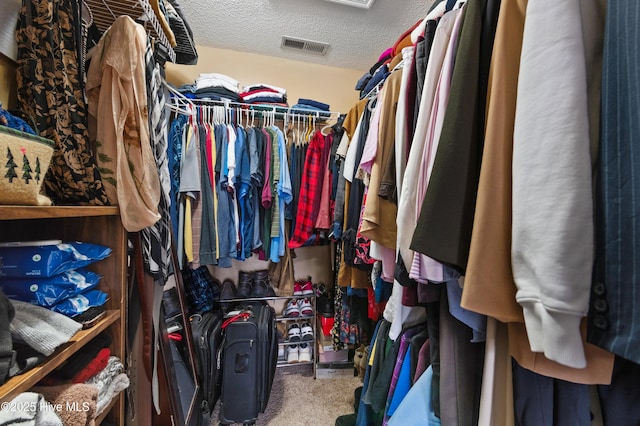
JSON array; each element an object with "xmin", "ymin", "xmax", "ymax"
[
  {"xmin": 0, "ymin": 125, "xmax": 54, "ymax": 206},
  {"xmin": 0, "ymin": 242, "xmax": 112, "ymax": 278}
]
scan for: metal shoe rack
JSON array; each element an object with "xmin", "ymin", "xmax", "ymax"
[
  {"xmin": 221, "ymin": 294, "xmax": 317, "ymax": 378},
  {"xmin": 273, "ymin": 294, "xmax": 317, "ymax": 377}
]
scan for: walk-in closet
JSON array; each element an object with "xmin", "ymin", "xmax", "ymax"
[{"xmin": 0, "ymin": 0, "xmax": 639, "ymax": 425}]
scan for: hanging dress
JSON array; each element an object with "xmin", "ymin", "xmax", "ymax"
[{"xmin": 15, "ymin": 0, "xmax": 109, "ymax": 205}]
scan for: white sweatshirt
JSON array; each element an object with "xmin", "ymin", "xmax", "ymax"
[{"xmin": 512, "ymin": 0, "xmax": 599, "ymax": 369}]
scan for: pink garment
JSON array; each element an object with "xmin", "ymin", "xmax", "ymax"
[
  {"xmin": 395, "ymin": 8, "xmax": 460, "ymax": 273},
  {"xmin": 410, "ymin": 253, "xmax": 443, "ymax": 284},
  {"xmin": 357, "ymin": 94, "xmax": 384, "ymax": 181},
  {"xmin": 369, "ymin": 241, "xmax": 396, "ymax": 282},
  {"xmin": 410, "ymin": 5, "xmax": 467, "ymax": 283},
  {"xmin": 205, "ymin": 124, "xmax": 214, "ymax": 189},
  {"xmin": 315, "ymin": 139, "xmax": 333, "ymax": 230},
  {"xmin": 379, "ymin": 47, "xmax": 394, "ymax": 62}
]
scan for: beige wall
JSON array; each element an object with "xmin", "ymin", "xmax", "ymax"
[
  {"xmin": 0, "ymin": 53, "xmax": 16, "ymax": 109},
  {"xmin": 166, "ymin": 45, "xmax": 364, "ymax": 114}
]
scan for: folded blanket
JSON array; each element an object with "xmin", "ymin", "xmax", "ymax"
[
  {"xmin": 54, "ymin": 333, "xmax": 112, "ymax": 380},
  {"xmin": 85, "ymin": 356, "xmax": 128, "ymax": 414},
  {"xmin": 32, "ymin": 384, "xmax": 97, "ymax": 426},
  {"xmin": 95, "ymin": 373, "xmax": 129, "ymax": 415},
  {"xmin": 73, "ymin": 348, "xmax": 111, "ymax": 384}
]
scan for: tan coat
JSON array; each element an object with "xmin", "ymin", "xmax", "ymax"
[
  {"xmin": 360, "ymin": 67, "xmax": 403, "ymax": 249},
  {"xmin": 339, "ymin": 98, "xmax": 372, "ymax": 289},
  {"xmin": 461, "ymin": 0, "xmax": 613, "ymax": 384}
]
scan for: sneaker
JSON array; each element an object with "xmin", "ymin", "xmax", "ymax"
[
  {"xmin": 284, "ymin": 299, "xmax": 301, "ymax": 318},
  {"xmin": 293, "ymin": 281, "xmax": 303, "ymax": 296},
  {"xmin": 300, "ymin": 280, "xmax": 314, "ymax": 296},
  {"xmin": 287, "ymin": 344, "xmax": 299, "ymax": 363},
  {"xmin": 300, "ymin": 322, "xmax": 313, "ymax": 341},
  {"xmin": 298, "ymin": 343, "xmax": 312, "ymax": 362},
  {"xmin": 298, "ymin": 298, "xmax": 313, "ymax": 316},
  {"xmin": 288, "ymin": 323, "xmax": 301, "ymax": 342},
  {"xmin": 278, "ymin": 344, "xmax": 285, "ymax": 360}
]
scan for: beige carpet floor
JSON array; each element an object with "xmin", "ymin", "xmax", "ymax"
[{"xmin": 210, "ymin": 364, "xmax": 362, "ymax": 426}]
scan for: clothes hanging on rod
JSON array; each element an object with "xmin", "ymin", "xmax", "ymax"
[
  {"xmin": 86, "ymin": 15, "xmax": 161, "ymax": 232},
  {"xmin": 15, "ymin": 0, "xmax": 110, "ymax": 206},
  {"xmin": 166, "ymin": 100, "xmax": 341, "ymax": 274},
  {"xmin": 336, "ymin": 0, "xmax": 639, "ymax": 425}
]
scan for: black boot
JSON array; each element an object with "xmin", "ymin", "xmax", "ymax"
[
  {"xmin": 250, "ymin": 269, "xmax": 273, "ymax": 297},
  {"xmin": 237, "ymin": 270, "xmax": 254, "ymax": 299}
]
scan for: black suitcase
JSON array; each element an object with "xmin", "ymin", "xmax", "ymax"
[
  {"xmin": 219, "ymin": 303, "xmax": 278, "ymax": 425},
  {"xmin": 190, "ymin": 310, "xmax": 224, "ymax": 416}
]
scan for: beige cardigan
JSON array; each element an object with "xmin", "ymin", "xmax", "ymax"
[{"xmin": 86, "ymin": 16, "xmax": 161, "ymax": 232}]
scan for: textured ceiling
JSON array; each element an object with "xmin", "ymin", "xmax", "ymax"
[{"xmin": 180, "ymin": 0, "xmax": 434, "ymax": 71}]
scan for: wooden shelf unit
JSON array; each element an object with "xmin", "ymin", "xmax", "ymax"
[
  {"xmin": 0, "ymin": 206, "xmax": 127, "ymax": 426},
  {"xmin": 0, "ymin": 310, "xmax": 120, "ymax": 403}
]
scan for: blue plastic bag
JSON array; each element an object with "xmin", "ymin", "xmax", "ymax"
[
  {"xmin": 0, "ymin": 269, "xmax": 102, "ymax": 307},
  {"xmin": 50, "ymin": 289, "xmax": 109, "ymax": 316},
  {"xmin": 0, "ymin": 242, "xmax": 111, "ymax": 278}
]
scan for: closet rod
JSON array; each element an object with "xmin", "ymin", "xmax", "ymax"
[
  {"xmin": 362, "ymin": 79, "xmax": 384, "ymax": 100},
  {"xmin": 184, "ymin": 97, "xmax": 342, "ymax": 120}
]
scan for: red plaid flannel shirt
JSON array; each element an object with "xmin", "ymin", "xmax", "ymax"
[{"xmin": 289, "ymin": 130, "xmax": 329, "ymax": 248}]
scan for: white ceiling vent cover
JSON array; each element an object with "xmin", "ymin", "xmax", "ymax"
[
  {"xmin": 281, "ymin": 36, "xmax": 330, "ymax": 56},
  {"xmin": 322, "ymin": 0, "xmax": 376, "ymax": 9}
]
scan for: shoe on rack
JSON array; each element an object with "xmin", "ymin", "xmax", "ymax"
[
  {"xmin": 284, "ymin": 299, "xmax": 301, "ymax": 318},
  {"xmin": 298, "ymin": 298, "xmax": 313, "ymax": 316},
  {"xmin": 237, "ymin": 270, "xmax": 254, "ymax": 299},
  {"xmin": 287, "ymin": 344, "xmax": 299, "ymax": 364},
  {"xmin": 298, "ymin": 343, "xmax": 312, "ymax": 363},
  {"xmin": 293, "ymin": 281, "xmax": 303, "ymax": 296},
  {"xmin": 300, "ymin": 322, "xmax": 313, "ymax": 341},
  {"xmin": 250, "ymin": 269, "xmax": 271, "ymax": 298},
  {"xmin": 300, "ymin": 278, "xmax": 314, "ymax": 296},
  {"xmin": 288, "ymin": 323, "xmax": 301, "ymax": 342},
  {"xmin": 278, "ymin": 344, "xmax": 285, "ymax": 360},
  {"xmin": 220, "ymin": 280, "xmax": 237, "ymax": 300}
]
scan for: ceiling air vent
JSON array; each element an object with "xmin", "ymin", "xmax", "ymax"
[
  {"xmin": 281, "ymin": 36, "xmax": 330, "ymax": 56},
  {"xmin": 322, "ymin": 0, "xmax": 376, "ymax": 9}
]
